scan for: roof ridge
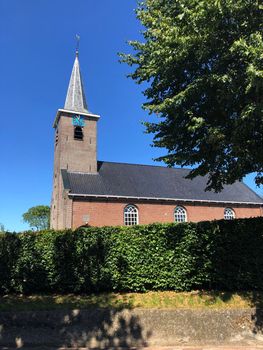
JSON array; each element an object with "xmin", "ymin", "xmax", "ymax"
[
  {"xmin": 67, "ymin": 171, "xmax": 99, "ymax": 175},
  {"xmin": 98, "ymin": 160, "xmax": 191, "ymax": 171}
]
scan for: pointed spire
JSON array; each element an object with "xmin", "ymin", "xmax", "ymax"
[{"xmin": 64, "ymin": 49, "xmax": 88, "ymax": 114}]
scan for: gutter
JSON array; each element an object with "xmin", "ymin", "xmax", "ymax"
[{"xmin": 68, "ymin": 193, "xmax": 263, "ymax": 206}]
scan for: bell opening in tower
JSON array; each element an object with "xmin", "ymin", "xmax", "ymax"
[{"xmin": 74, "ymin": 126, "xmax": 83, "ymax": 140}]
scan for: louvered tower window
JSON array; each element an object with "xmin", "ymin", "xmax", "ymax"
[{"xmin": 74, "ymin": 126, "xmax": 83, "ymax": 140}]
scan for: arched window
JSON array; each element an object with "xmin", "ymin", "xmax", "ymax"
[
  {"xmin": 174, "ymin": 206, "xmax": 187, "ymax": 223},
  {"xmin": 224, "ymin": 207, "xmax": 235, "ymax": 220},
  {"xmin": 124, "ymin": 205, "xmax": 139, "ymax": 226},
  {"xmin": 74, "ymin": 126, "xmax": 83, "ymax": 140}
]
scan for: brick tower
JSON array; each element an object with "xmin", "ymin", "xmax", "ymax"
[{"xmin": 50, "ymin": 50, "xmax": 100, "ymax": 229}]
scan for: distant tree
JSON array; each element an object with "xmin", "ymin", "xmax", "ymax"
[
  {"xmin": 22, "ymin": 205, "xmax": 50, "ymax": 231},
  {"xmin": 122, "ymin": 0, "xmax": 263, "ymax": 191},
  {"xmin": 0, "ymin": 223, "xmax": 6, "ymax": 233}
]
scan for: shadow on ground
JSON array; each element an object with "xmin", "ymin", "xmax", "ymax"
[
  {"xmin": 0, "ymin": 302, "xmax": 151, "ymax": 348},
  {"xmin": 243, "ymin": 292, "xmax": 263, "ymax": 334},
  {"xmin": 196, "ymin": 290, "xmax": 263, "ymax": 336}
]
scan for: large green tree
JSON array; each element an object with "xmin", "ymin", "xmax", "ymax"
[
  {"xmin": 22, "ymin": 205, "xmax": 50, "ymax": 231},
  {"xmin": 122, "ymin": 0, "xmax": 263, "ymax": 191}
]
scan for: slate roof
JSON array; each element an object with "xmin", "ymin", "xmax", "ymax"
[{"xmin": 61, "ymin": 161, "xmax": 263, "ymax": 204}]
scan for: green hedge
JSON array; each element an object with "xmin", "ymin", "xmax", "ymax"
[{"xmin": 1, "ymin": 217, "xmax": 263, "ymax": 294}]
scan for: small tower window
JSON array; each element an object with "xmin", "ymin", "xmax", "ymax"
[
  {"xmin": 55, "ymin": 129, "xmax": 59, "ymax": 146},
  {"xmin": 174, "ymin": 206, "xmax": 187, "ymax": 223},
  {"xmin": 74, "ymin": 126, "xmax": 83, "ymax": 140},
  {"xmin": 224, "ymin": 207, "xmax": 235, "ymax": 220},
  {"xmin": 124, "ymin": 205, "xmax": 139, "ymax": 226}
]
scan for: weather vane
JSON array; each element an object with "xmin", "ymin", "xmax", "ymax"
[{"xmin": 76, "ymin": 34, "xmax": 80, "ymax": 54}]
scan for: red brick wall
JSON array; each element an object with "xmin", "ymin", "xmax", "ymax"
[
  {"xmin": 72, "ymin": 199, "xmax": 263, "ymax": 228},
  {"xmin": 51, "ymin": 112, "xmax": 98, "ymax": 229}
]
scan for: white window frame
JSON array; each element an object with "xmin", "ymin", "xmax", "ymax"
[
  {"xmin": 224, "ymin": 207, "xmax": 235, "ymax": 220},
  {"xmin": 124, "ymin": 204, "xmax": 139, "ymax": 226},
  {"xmin": 174, "ymin": 206, "xmax": 187, "ymax": 223}
]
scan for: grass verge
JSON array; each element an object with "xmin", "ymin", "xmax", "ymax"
[{"xmin": 0, "ymin": 291, "xmax": 262, "ymax": 311}]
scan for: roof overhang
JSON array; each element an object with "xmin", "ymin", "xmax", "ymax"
[
  {"xmin": 53, "ymin": 108, "xmax": 100, "ymax": 128},
  {"xmin": 67, "ymin": 193, "xmax": 263, "ymax": 206}
]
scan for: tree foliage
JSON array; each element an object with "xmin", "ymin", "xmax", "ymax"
[
  {"xmin": 22, "ymin": 205, "xmax": 50, "ymax": 231},
  {"xmin": 122, "ymin": 0, "xmax": 263, "ymax": 191}
]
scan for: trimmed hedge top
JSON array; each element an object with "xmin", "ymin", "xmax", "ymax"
[{"xmin": 1, "ymin": 217, "xmax": 263, "ymax": 294}]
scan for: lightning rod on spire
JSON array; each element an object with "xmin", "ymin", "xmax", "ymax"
[{"xmin": 76, "ymin": 34, "xmax": 80, "ymax": 56}]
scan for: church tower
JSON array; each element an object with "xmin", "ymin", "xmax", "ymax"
[{"xmin": 50, "ymin": 49, "xmax": 100, "ymax": 229}]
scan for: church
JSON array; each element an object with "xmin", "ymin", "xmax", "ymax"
[{"xmin": 50, "ymin": 51, "xmax": 263, "ymax": 229}]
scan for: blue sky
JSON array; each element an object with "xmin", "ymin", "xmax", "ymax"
[{"xmin": 0, "ymin": 1, "xmax": 262, "ymax": 231}]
